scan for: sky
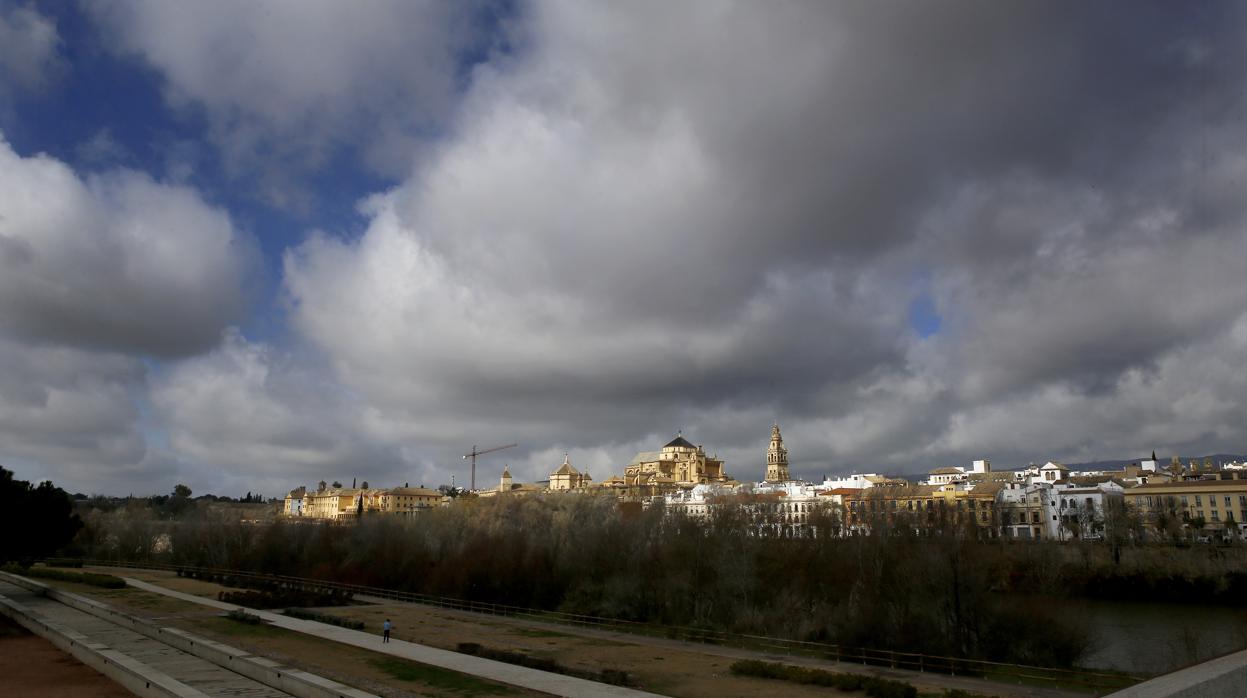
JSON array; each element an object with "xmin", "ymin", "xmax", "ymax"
[{"xmin": 1, "ymin": 1, "xmax": 1246, "ymax": 497}]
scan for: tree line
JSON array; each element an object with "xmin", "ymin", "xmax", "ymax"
[{"xmin": 63, "ymin": 493, "xmax": 1247, "ymax": 668}]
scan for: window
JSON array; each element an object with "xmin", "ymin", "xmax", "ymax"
[
  {"xmin": 1182, "ymin": 496, "xmax": 1189, "ymax": 506},
  {"xmin": 1195, "ymin": 495, "xmax": 1202, "ymax": 506},
  {"xmin": 1212, "ymin": 511, "xmax": 1220, "ymax": 521},
  {"xmin": 1146, "ymin": 496, "xmax": 1154, "ymax": 507},
  {"xmin": 1240, "ymin": 496, "xmax": 1246, "ymax": 507},
  {"xmin": 1226, "ymin": 497, "xmax": 1233, "ymax": 508},
  {"xmin": 1031, "ymin": 511, "xmax": 1040, "ymax": 523},
  {"xmin": 1212, "ymin": 497, "xmax": 1218, "ymax": 509}
]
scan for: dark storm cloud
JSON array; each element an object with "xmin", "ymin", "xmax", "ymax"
[{"xmin": 277, "ymin": 1, "xmax": 1247, "ymax": 486}]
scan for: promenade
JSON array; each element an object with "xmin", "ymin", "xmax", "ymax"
[{"xmin": 123, "ymin": 576, "xmax": 667, "ymax": 698}]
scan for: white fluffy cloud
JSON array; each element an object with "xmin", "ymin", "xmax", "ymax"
[
  {"xmin": 88, "ymin": 0, "xmax": 493, "ymax": 200},
  {"xmin": 151, "ymin": 330, "xmax": 407, "ymax": 495},
  {"xmin": 0, "ymin": 135, "xmax": 257, "ymax": 356}
]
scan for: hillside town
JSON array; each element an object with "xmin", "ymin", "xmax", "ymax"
[{"xmin": 282, "ymin": 425, "xmax": 1247, "ymax": 544}]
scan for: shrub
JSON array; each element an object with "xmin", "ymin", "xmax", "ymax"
[
  {"xmin": 282, "ymin": 607, "xmax": 364, "ymax": 630},
  {"xmin": 216, "ymin": 589, "xmax": 346, "ymax": 609},
  {"xmin": 44, "ymin": 558, "xmax": 83, "ymax": 568},
  {"xmin": 225, "ymin": 608, "xmax": 263, "ymax": 625},
  {"xmin": 2, "ymin": 564, "xmax": 125, "ymax": 589}
]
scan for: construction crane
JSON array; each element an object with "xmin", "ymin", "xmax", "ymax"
[{"xmin": 463, "ymin": 443, "xmax": 517, "ymax": 491}]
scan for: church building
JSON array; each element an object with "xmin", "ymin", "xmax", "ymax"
[
  {"xmin": 624, "ymin": 433, "xmax": 729, "ymax": 487},
  {"xmin": 764, "ymin": 423, "xmax": 790, "ymax": 482},
  {"xmin": 549, "ymin": 454, "xmax": 592, "ymax": 490}
]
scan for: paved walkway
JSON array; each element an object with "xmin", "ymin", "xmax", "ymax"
[
  {"xmin": 0, "ymin": 578, "xmax": 288, "ymax": 698},
  {"xmin": 124, "ymin": 577, "xmax": 665, "ymax": 698}
]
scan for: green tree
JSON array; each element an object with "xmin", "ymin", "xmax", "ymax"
[
  {"xmin": 173, "ymin": 483, "xmax": 192, "ymax": 498},
  {"xmin": 0, "ymin": 466, "xmax": 83, "ymax": 564}
]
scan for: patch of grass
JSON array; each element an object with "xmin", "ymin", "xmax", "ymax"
[
  {"xmin": 457, "ymin": 642, "xmax": 636, "ymax": 687},
  {"xmin": 44, "ymin": 558, "xmax": 83, "ymax": 568},
  {"xmin": 368, "ymin": 657, "xmax": 519, "ymax": 695},
  {"xmin": 509, "ymin": 627, "xmax": 569, "ymax": 638},
  {"xmin": 2, "ymin": 565, "xmax": 125, "ymax": 589},
  {"xmin": 731, "ymin": 659, "xmax": 917, "ymax": 698},
  {"xmin": 201, "ymin": 615, "xmax": 285, "ymax": 638},
  {"xmin": 981, "ymin": 667, "xmax": 1137, "ymax": 693},
  {"xmin": 226, "ymin": 608, "xmax": 264, "ymax": 625}
]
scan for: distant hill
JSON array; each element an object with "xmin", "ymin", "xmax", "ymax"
[{"xmin": 1063, "ymin": 454, "xmax": 1247, "ymax": 472}]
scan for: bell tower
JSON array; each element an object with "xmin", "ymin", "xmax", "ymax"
[{"xmin": 765, "ymin": 423, "xmax": 790, "ymax": 482}]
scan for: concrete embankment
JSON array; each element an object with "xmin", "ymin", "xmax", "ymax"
[{"xmin": 0, "ymin": 570, "xmax": 377, "ymax": 698}]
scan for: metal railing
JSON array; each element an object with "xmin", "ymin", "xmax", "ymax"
[{"xmin": 66, "ymin": 558, "xmax": 1144, "ymax": 693}]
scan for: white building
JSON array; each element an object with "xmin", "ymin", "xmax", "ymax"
[
  {"xmin": 819, "ymin": 473, "xmax": 887, "ymax": 489},
  {"xmin": 1051, "ymin": 481, "xmax": 1125, "ymax": 540},
  {"xmin": 923, "ymin": 459, "xmax": 994, "ymax": 486},
  {"xmin": 663, "ymin": 483, "xmax": 729, "ymax": 520},
  {"xmin": 997, "ymin": 482, "xmax": 1061, "ymax": 540}
]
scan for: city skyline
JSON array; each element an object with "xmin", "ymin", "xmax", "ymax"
[{"xmin": 1, "ymin": 2, "xmax": 1246, "ymax": 497}]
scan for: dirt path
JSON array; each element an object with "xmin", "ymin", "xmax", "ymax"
[{"xmin": 0, "ymin": 614, "xmax": 133, "ymax": 698}]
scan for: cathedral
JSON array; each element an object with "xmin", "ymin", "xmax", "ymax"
[
  {"xmin": 549, "ymin": 454, "xmax": 592, "ymax": 490},
  {"xmin": 765, "ymin": 423, "xmax": 790, "ymax": 482},
  {"xmin": 624, "ymin": 433, "xmax": 729, "ymax": 487}
]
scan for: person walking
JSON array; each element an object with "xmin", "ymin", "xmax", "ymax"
[{"xmin": 383, "ymin": 619, "xmax": 392, "ymax": 643}]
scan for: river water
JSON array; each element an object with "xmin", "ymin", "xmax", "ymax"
[{"xmin": 1074, "ymin": 599, "xmax": 1247, "ymax": 674}]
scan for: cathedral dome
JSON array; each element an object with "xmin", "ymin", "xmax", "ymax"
[{"xmin": 664, "ymin": 435, "xmax": 696, "ymax": 449}]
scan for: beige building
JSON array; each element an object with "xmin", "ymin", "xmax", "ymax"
[
  {"xmin": 379, "ymin": 487, "xmax": 445, "ymax": 514},
  {"xmin": 284, "ymin": 482, "xmax": 447, "ymax": 519},
  {"xmin": 764, "ymin": 423, "xmax": 790, "ymax": 483},
  {"xmin": 624, "ymin": 434, "xmax": 729, "ymax": 488},
  {"xmin": 549, "ymin": 454, "xmax": 592, "ymax": 490},
  {"xmin": 1125, "ymin": 475, "xmax": 1247, "ymax": 538},
  {"xmin": 301, "ymin": 486, "xmax": 362, "ymax": 520},
  {"xmin": 478, "ymin": 465, "xmax": 544, "ymax": 497},
  {"xmin": 845, "ymin": 482, "xmax": 1004, "ymax": 534}
]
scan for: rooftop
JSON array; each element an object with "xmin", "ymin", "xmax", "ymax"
[{"xmin": 664, "ymin": 435, "xmax": 696, "ymax": 449}]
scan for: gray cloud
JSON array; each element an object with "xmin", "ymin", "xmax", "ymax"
[
  {"xmin": 0, "ymin": 336, "xmax": 149, "ymax": 492},
  {"xmin": 0, "ymin": 136, "xmax": 258, "ymax": 356},
  {"xmin": 271, "ymin": 2, "xmax": 1247, "ymax": 487},
  {"xmin": 150, "ymin": 330, "xmax": 407, "ymax": 496},
  {"xmin": 87, "ymin": 0, "xmax": 502, "ymax": 204},
  {"xmin": 5, "ymin": 2, "xmax": 1247, "ymax": 494},
  {"xmin": 0, "ymin": 4, "xmax": 64, "ymax": 94}
]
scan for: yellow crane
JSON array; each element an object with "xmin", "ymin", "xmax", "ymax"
[{"xmin": 463, "ymin": 443, "xmax": 517, "ymax": 491}]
